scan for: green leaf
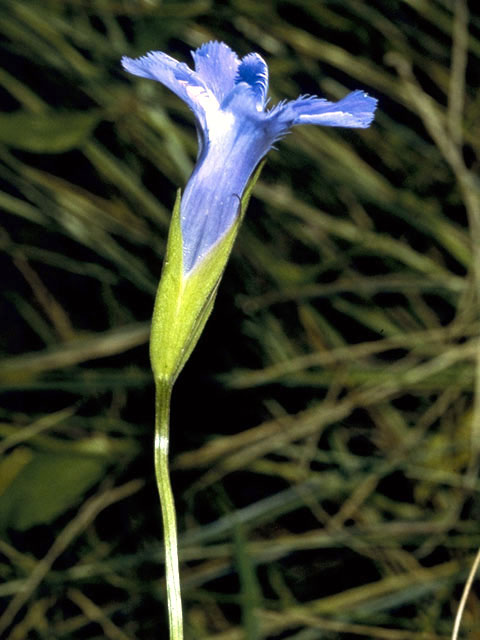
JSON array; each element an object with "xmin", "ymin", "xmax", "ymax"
[
  {"xmin": 0, "ymin": 449, "xmax": 107, "ymax": 531},
  {"xmin": 0, "ymin": 110, "xmax": 100, "ymax": 152}
]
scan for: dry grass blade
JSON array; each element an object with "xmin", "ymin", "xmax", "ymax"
[{"xmin": 0, "ymin": 479, "xmax": 144, "ymax": 637}]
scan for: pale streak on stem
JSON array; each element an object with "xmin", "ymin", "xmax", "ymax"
[{"xmin": 154, "ymin": 379, "xmax": 183, "ymax": 640}]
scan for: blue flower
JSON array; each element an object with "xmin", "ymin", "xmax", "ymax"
[{"xmin": 122, "ymin": 41, "xmax": 377, "ymax": 273}]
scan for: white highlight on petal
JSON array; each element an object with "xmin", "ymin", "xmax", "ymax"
[
  {"xmin": 299, "ymin": 111, "xmax": 343, "ymax": 121},
  {"xmin": 205, "ymin": 109, "xmax": 236, "ymax": 141},
  {"xmin": 185, "ymin": 84, "xmax": 219, "ymax": 113}
]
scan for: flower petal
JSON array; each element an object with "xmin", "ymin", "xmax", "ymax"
[
  {"xmin": 288, "ymin": 90, "xmax": 378, "ymax": 128},
  {"xmin": 235, "ymin": 53, "xmax": 269, "ymax": 111},
  {"xmin": 122, "ymin": 42, "xmax": 378, "ymax": 275},
  {"xmin": 180, "ymin": 105, "xmax": 272, "ymax": 272},
  {"xmin": 191, "ymin": 41, "xmax": 240, "ymax": 103},
  {"xmin": 121, "ymin": 51, "xmax": 219, "ymax": 123}
]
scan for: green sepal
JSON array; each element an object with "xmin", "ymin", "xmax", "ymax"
[{"xmin": 150, "ymin": 161, "xmax": 265, "ymax": 384}]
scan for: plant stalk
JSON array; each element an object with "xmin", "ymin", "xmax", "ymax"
[{"xmin": 154, "ymin": 379, "xmax": 183, "ymax": 640}]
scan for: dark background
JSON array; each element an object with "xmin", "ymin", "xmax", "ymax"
[{"xmin": 1, "ymin": 0, "xmax": 480, "ymax": 638}]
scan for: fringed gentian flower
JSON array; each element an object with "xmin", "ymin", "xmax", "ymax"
[
  {"xmin": 122, "ymin": 43, "xmax": 376, "ymax": 640},
  {"xmin": 122, "ymin": 41, "xmax": 377, "ymax": 274}
]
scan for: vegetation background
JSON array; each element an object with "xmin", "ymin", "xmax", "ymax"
[{"xmin": 1, "ymin": 0, "xmax": 479, "ymax": 638}]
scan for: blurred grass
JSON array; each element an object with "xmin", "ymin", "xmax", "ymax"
[{"xmin": 1, "ymin": 0, "xmax": 480, "ymax": 638}]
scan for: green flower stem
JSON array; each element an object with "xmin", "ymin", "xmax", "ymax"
[
  {"xmin": 149, "ymin": 163, "xmax": 264, "ymax": 639},
  {"xmin": 154, "ymin": 379, "xmax": 183, "ymax": 640}
]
